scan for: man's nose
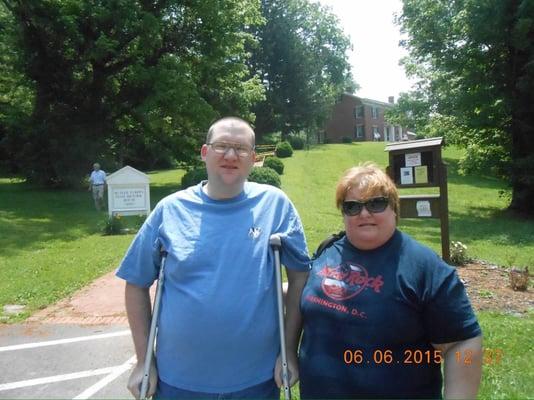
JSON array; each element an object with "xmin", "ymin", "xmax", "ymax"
[{"xmin": 223, "ymin": 147, "xmax": 239, "ymax": 159}]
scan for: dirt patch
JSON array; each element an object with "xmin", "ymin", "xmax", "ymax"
[{"xmin": 456, "ymin": 261, "xmax": 533, "ymax": 315}]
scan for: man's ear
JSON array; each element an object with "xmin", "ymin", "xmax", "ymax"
[{"xmin": 201, "ymin": 144, "xmax": 208, "ymax": 161}]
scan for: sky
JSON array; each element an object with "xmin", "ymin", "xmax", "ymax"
[{"xmin": 317, "ymin": 0, "xmax": 416, "ymax": 103}]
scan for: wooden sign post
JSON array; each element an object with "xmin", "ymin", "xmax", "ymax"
[{"xmin": 385, "ymin": 137, "xmax": 450, "ymax": 262}]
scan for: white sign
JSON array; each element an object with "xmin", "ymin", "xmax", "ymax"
[
  {"xmin": 416, "ymin": 201, "xmax": 432, "ymax": 217},
  {"xmin": 400, "ymin": 167, "xmax": 414, "ymax": 185},
  {"xmin": 106, "ymin": 165, "xmax": 150, "ymax": 217},
  {"xmin": 405, "ymin": 152, "xmax": 422, "ymax": 167},
  {"xmin": 112, "ymin": 188, "xmax": 146, "ymax": 210}
]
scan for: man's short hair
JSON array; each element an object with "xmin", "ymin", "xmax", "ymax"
[{"xmin": 206, "ymin": 117, "xmax": 255, "ymax": 146}]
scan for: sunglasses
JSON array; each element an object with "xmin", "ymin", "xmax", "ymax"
[{"xmin": 342, "ymin": 197, "xmax": 389, "ymax": 216}]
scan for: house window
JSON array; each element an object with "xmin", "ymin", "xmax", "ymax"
[
  {"xmin": 355, "ymin": 125, "xmax": 364, "ymax": 139},
  {"xmin": 354, "ymin": 105, "xmax": 364, "ymax": 118},
  {"xmin": 371, "ymin": 106, "xmax": 379, "ymax": 119}
]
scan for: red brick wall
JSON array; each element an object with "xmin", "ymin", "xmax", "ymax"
[{"xmin": 325, "ymin": 94, "xmax": 394, "ymax": 142}]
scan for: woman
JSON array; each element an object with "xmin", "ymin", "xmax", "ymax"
[{"xmin": 299, "ymin": 163, "xmax": 482, "ymax": 399}]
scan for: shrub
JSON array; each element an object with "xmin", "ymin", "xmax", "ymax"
[
  {"xmin": 288, "ymin": 135, "xmax": 305, "ymax": 150},
  {"xmin": 450, "ymin": 241, "xmax": 470, "ymax": 265},
  {"xmin": 101, "ymin": 215, "xmax": 124, "ymax": 235},
  {"xmin": 263, "ymin": 156, "xmax": 284, "ymax": 175},
  {"xmin": 259, "ymin": 131, "xmax": 282, "ymax": 145},
  {"xmin": 275, "ymin": 141, "xmax": 293, "ymax": 158},
  {"xmin": 248, "ymin": 167, "xmax": 281, "ymax": 187},
  {"xmin": 342, "ymin": 136, "xmax": 353, "ymax": 143},
  {"xmin": 181, "ymin": 167, "xmax": 208, "ymax": 188}
]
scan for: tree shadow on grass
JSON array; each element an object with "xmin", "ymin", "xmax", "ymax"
[
  {"xmin": 0, "ymin": 179, "xmax": 182, "ymax": 257},
  {"xmin": 399, "ymin": 205, "xmax": 534, "ymax": 261},
  {"xmin": 444, "ymin": 157, "xmax": 507, "ymax": 191}
]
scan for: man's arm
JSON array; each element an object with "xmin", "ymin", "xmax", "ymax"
[
  {"xmin": 274, "ymin": 268, "xmax": 309, "ymax": 387},
  {"xmin": 125, "ymin": 282, "xmax": 157, "ymax": 399},
  {"xmin": 433, "ymin": 335, "xmax": 483, "ymax": 399}
]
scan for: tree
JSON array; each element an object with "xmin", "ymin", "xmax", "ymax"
[
  {"xmin": 384, "ymin": 90, "xmax": 432, "ymax": 136},
  {"xmin": 248, "ymin": 0, "xmax": 355, "ymax": 139},
  {"xmin": 1, "ymin": 0, "xmax": 264, "ymax": 186},
  {"xmin": 398, "ymin": 0, "xmax": 534, "ymax": 216},
  {"xmin": 0, "ymin": 3, "xmax": 33, "ymax": 173}
]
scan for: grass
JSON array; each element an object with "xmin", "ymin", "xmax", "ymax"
[
  {"xmin": 281, "ymin": 143, "xmax": 534, "ymax": 266},
  {"xmin": 0, "ymin": 169, "xmax": 185, "ymax": 322},
  {"xmin": 1, "ymin": 143, "xmax": 532, "ymax": 398}
]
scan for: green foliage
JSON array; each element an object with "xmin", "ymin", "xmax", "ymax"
[
  {"xmin": 384, "ymin": 91, "xmax": 432, "ymax": 133},
  {"xmin": 249, "ymin": 0, "xmax": 356, "ymax": 137},
  {"xmin": 100, "ymin": 215, "xmax": 124, "ymax": 236},
  {"xmin": 341, "ymin": 136, "xmax": 353, "ymax": 143},
  {"xmin": 275, "ymin": 141, "xmax": 293, "ymax": 158},
  {"xmin": 263, "ymin": 156, "xmax": 284, "ymax": 175},
  {"xmin": 398, "ymin": 0, "xmax": 534, "ymax": 215},
  {"xmin": 248, "ymin": 167, "xmax": 281, "ymax": 187},
  {"xmin": 181, "ymin": 167, "xmax": 208, "ymax": 189},
  {"xmin": 258, "ymin": 131, "xmax": 282, "ymax": 145},
  {"xmin": 2, "ymin": 0, "xmax": 264, "ymax": 187},
  {"xmin": 287, "ymin": 134, "xmax": 305, "ymax": 150},
  {"xmin": 450, "ymin": 241, "xmax": 470, "ymax": 266}
]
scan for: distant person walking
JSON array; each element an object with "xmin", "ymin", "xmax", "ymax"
[{"xmin": 89, "ymin": 163, "xmax": 106, "ymax": 211}]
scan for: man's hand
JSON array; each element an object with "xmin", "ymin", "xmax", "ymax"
[
  {"xmin": 274, "ymin": 353, "xmax": 299, "ymax": 388},
  {"xmin": 127, "ymin": 359, "xmax": 158, "ymax": 399}
]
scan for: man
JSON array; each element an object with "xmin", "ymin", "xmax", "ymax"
[
  {"xmin": 89, "ymin": 163, "xmax": 106, "ymax": 211},
  {"xmin": 117, "ymin": 117, "xmax": 310, "ymax": 399}
]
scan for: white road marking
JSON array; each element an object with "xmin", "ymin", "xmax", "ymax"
[
  {"xmin": 73, "ymin": 355, "xmax": 136, "ymax": 399},
  {"xmin": 0, "ymin": 330, "xmax": 130, "ymax": 352},
  {"xmin": 0, "ymin": 366, "xmax": 118, "ymax": 392}
]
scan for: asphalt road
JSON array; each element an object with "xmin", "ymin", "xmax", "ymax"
[{"xmin": 0, "ymin": 323, "xmax": 135, "ymax": 399}]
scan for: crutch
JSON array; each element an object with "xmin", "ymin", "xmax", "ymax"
[
  {"xmin": 269, "ymin": 234, "xmax": 291, "ymax": 400},
  {"xmin": 140, "ymin": 249, "xmax": 167, "ymax": 399}
]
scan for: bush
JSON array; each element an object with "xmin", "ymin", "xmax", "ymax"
[
  {"xmin": 263, "ymin": 156, "xmax": 284, "ymax": 175},
  {"xmin": 248, "ymin": 167, "xmax": 281, "ymax": 187},
  {"xmin": 101, "ymin": 215, "xmax": 124, "ymax": 235},
  {"xmin": 288, "ymin": 135, "xmax": 305, "ymax": 150},
  {"xmin": 450, "ymin": 241, "xmax": 470, "ymax": 265},
  {"xmin": 259, "ymin": 131, "xmax": 282, "ymax": 145},
  {"xmin": 275, "ymin": 141, "xmax": 293, "ymax": 158},
  {"xmin": 342, "ymin": 136, "xmax": 353, "ymax": 143},
  {"xmin": 181, "ymin": 167, "xmax": 208, "ymax": 188}
]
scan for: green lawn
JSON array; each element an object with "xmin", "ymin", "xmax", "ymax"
[{"xmin": 1, "ymin": 143, "xmax": 532, "ymax": 398}]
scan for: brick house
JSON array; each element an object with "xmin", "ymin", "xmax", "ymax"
[{"xmin": 325, "ymin": 93, "xmax": 409, "ymax": 142}]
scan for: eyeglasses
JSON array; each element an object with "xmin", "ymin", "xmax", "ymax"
[
  {"xmin": 207, "ymin": 141, "xmax": 254, "ymax": 157},
  {"xmin": 342, "ymin": 197, "xmax": 389, "ymax": 216}
]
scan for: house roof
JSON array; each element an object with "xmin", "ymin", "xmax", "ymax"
[{"xmin": 343, "ymin": 92, "xmax": 395, "ymax": 108}]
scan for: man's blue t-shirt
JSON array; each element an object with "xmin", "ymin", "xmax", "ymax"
[
  {"xmin": 299, "ymin": 230, "xmax": 481, "ymax": 399},
  {"xmin": 116, "ymin": 182, "xmax": 310, "ymax": 392}
]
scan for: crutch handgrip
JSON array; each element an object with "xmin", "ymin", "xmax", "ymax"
[
  {"xmin": 270, "ymin": 234, "xmax": 291, "ymax": 400},
  {"xmin": 269, "ymin": 234, "xmax": 282, "ymax": 247}
]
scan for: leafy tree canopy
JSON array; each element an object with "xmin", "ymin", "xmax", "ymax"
[
  {"xmin": 1, "ymin": 0, "xmax": 264, "ymax": 186},
  {"xmin": 249, "ymin": 0, "xmax": 356, "ymax": 139},
  {"xmin": 397, "ymin": 0, "xmax": 534, "ymax": 215}
]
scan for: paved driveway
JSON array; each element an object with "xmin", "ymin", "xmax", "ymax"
[{"xmin": 0, "ymin": 273, "xmax": 140, "ymax": 399}]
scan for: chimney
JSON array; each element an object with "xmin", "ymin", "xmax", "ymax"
[{"xmin": 388, "ymin": 96, "xmax": 395, "ymax": 104}]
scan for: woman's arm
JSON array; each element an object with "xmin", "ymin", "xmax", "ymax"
[{"xmin": 432, "ymin": 335, "xmax": 483, "ymax": 399}]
